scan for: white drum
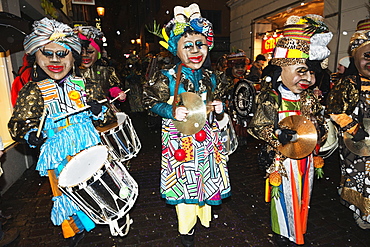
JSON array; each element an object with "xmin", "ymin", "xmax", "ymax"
[
  {"xmin": 319, "ymin": 118, "xmax": 338, "ymax": 159},
  {"xmin": 217, "ymin": 113, "xmax": 238, "ymax": 156},
  {"xmin": 98, "ymin": 112, "xmax": 141, "ymax": 162},
  {"xmin": 58, "ymin": 145, "xmax": 139, "ymax": 237}
]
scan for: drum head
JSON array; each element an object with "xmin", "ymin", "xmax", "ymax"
[
  {"xmin": 116, "ymin": 112, "xmax": 128, "ymax": 126},
  {"xmin": 59, "ymin": 145, "xmax": 108, "ymax": 188},
  {"xmin": 233, "ymin": 80, "xmax": 255, "ymax": 118}
]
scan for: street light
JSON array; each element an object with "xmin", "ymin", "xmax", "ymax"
[{"xmin": 96, "ymin": 7, "xmax": 105, "ymax": 17}]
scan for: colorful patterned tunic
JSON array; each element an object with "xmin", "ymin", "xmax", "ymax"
[
  {"xmin": 8, "ymin": 75, "xmax": 108, "ymax": 237},
  {"xmin": 249, "ymin": 84, "xmax": 325, "ymax": 245},
  {"xmin": 143, "ymin": 64, "xmax": 231, "ymax": 206}
]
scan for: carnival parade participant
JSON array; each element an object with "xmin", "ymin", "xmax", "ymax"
[
  {"xmin": 8, "ymin": 18, "xmax": 109, "ymax": 246},
  {"xmin": 143, "ymin": 3, "xmax": 231, "ymax": 247},
  {"xmin": 248, "ymin": 15, "xmax": 332, "ymax": 246},
  {"xmin": 326, "ymin": 18, "xmax": 370, "ymax": 230},
  {"xmin": 224, "ymin": 50, "xmax": 250, "ymax": 146},
  {"xmin": 75, "ymin": 26, "xmax": 125, "ymax": 127}
]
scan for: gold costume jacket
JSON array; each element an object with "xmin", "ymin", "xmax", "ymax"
[
  {"xmin": 248, "ymin": 88, "xmax": 326, "ymax": 150},
  {"xmin": 8, "ymin": 77, "xmax": 109, "ymax": 142}
]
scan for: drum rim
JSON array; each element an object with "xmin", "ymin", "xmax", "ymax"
[{"xmin": 58, "ymin": 145, "xmax": 108, "ymax": 188}]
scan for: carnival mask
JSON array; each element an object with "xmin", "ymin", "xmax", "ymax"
[
  {"xmin": 177, "ymin": 33, "xmax": 208, "ymax": 70},
  {"xmin": 35, "ymin": 42, "xmax": 74, "ymax": 80},
  {"xmin": 281, "ymin": 63, "xmax": 315, "ymax": 94}
]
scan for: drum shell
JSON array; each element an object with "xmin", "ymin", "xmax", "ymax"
[
  {"xmin": 97, "ymin": 112, "xmax": 141, "ymax": 162},
  {"xmin": 58, "ymin": 145, "xmax": 138, "ymax": 224}
]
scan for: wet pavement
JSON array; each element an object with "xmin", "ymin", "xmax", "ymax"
[{"xmin": 2, "ymin": 112, "xmax": 370, "ymax": 246}]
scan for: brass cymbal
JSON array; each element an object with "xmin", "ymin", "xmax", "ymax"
[
  {"xmin": 343, "ymin": 118, "xmax": 370, "ymax": 156},
  {"xmin": 173, "ymin": 92, "xmax": 206, "ymax": 135},
  {"xmin": 277, "ymin": 115, "xmax": 318, "ymax": 159}
]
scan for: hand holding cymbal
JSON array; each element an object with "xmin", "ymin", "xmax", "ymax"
[
  {"xmin": 172, "ymin": 92, "xmax": 206, "ymax": 135},
  {"xmin": 175, "ymin": 106, "xmax": 190, "ymax": 122},
  {"xmin": 277, "ymin": 115, "xmax": 318, "ymax": 159}
]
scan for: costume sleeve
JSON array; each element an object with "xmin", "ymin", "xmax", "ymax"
[
  {"xmin": 247, "ymin": 91, "xmax": 280, "ymax": 148},
  {"xmin": 8, "ymin": 81, "xmax": 44, "ymax": 143},
  {"xmin": 213, "ymin": 71, "xmax": 229, "ymax": 100},
  {"xmin": 107, "ymin": 66, "xmax": 121, "ymax": 88},
  {"xmin": 325, "ymin": 76, "xmax": 359, "ymax": 134},
  {"xmin": 143, "ymin": 70, "xmax": 173, "ymax": 118}
]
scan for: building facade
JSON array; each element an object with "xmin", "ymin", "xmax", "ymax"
[{"xmin": 227, "ymin": 0, "xmax": 369, "ymax": 72}]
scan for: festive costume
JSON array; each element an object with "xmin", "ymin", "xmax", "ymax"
[
  {"xmin": 74, "ymin": 26, "xmax": 122, "ymax": 127},
  {"xmin": 8, "ymin": 18, "xmax": 108, "ymax": 239},
  {"xmin": 248, "ymin": 15, "xmax": 331, "ymax": 245},
  {"xmin": 326, "ymin": 19, "xmax": 370, "ymax": 227},
  {"xmin": 223, "ymin": 50, "xmax": 251, "ymax": 146},
  {"xmin": 143, "ymin": 3, "xmax": 230, "ymax": 240},
  {"xmin": 249, "ymin": 86, "xmax": 324, "ymax": 244}
]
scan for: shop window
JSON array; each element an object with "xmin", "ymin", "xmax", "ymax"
[{"xmin": 0, "ymin": 51, "xmax": 15, "ymax": 148}]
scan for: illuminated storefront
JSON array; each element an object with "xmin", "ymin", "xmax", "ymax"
[{"xmin": 227, "ymin": 0, "xmax": 369, "ymax": 72}]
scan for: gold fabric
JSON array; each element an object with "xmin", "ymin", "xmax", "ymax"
[
  {"xmin": 248, "ymin": 89, "xmax": 325, "ymax": 152},
  {"xmin": 81, "ymin": 64, "xmax": 119, "ymax": 127},
  {"xmin": 342, "ymin": 187, "xmax": 370, "ymax": 216},
  {"xmin": 325, "ymin": 75, "xmax": 359, "ymax": 116},
  {"xmin": 80, "ymin": 63, "xmax": 121, "ymax": 97}
]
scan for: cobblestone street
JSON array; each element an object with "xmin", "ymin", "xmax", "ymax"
[{"xmin": 2, "ymin": 112, "xmax": 370, "ymax": 246}]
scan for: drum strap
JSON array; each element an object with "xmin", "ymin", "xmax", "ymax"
[{"xmin": 172, "ymin": 63, "xmax": 184, "ymax": 117}]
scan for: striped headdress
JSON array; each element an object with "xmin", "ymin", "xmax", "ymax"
[
  {"xmin": 350, "ymin": 19, "xmax": 370, "ymax": 54},
  {"xmin": 24, "ymin": 17, "xmax": 81, "ymax": 55},
  {"xmin": 271, "ymin": 15, "xmax": 332, "ymax": 67}
]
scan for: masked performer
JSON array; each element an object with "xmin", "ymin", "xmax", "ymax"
[
  {"xmin": 76, "ymin": 26, "xmax": 126, "ymax": 103},
  {"xmin": 248, "ymin": 15, "xmax": 332, "ymax": 246},
  {"xmin": 326, "ymin": 18, "xmax": 370, "ymax": 229},
  {"xmin": 8, "ymin": 18, "xmax": 108, "ymax": 246},
  {"xmin": 143, "ymin": 3, "xmax": 230, "ymax": 247},
  {"xmin": 223, "ymin": 50, "xmax": 250, "ymax": 146}
]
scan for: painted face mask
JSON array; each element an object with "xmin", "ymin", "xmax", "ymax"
[
  {"xmin": 177, "ymin": 33, "xmax": 208, "ymax": 69},
  {"xmin": 35, "ymin": 42, "xmax": 74, "ymax": 80}
]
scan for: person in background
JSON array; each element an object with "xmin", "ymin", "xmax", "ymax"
[
  {"xmin": 330, "ymin": 56, "xmax": 351, "ymax": 88},
  {"xmin": 247, "ymin": 54, "xmax": 267, "ymax": 82},
  {"xmin": 143, "ymin": 3, "xmax": 231, "ymax": 247},
  {"xmin": 248, "ymin": 15, "xmax": 332, "ymax": 246},
  {"xmin": 326, "ymin": 18, "xmax": 370, "ymax": 230},
  {"xmin": 8, "ymin": 18, "xmax": 109, "ymax": 247},
  {"xmin": 0, "ymin": 136, "xmax": 19, "ymax": 246},
  {"xmin": 75, "ymin": 26, "xmax": 126, "ymax": 120},
  {"xmin": 224, "ymin": 50, "xmax": 250, "ymax": 146}
]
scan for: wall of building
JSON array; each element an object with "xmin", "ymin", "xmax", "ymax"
[{"xmin": 227, "ymin": 0, "xmax": 370, "ymax": 72}]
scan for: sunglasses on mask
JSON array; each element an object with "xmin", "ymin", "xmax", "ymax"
[{"xmin": 40, "ymin": 48, "xmax": 70, "ymax": 58}]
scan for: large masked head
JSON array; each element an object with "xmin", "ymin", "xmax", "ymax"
[
  {"xmin": 271, "ymin": 15, "xmax": 332, "ymax": 93},
  {"xmin": 350, "ymin": 19, "xmax": 370, "ymax": 78},
  {"xmin": 23, "ymin": 18, "xmax": 81, "ymax": 80},
  {"xmin": 159, "ymin": 3, "xmax": 214, "ymax": 69},
  {"xmin": 74, "ymin": 26, "xmax": 104, "ymax": 69}
]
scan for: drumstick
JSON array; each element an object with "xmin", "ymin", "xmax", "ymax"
[
  {"xmin": 110, "ymin": 89, "xmax": 131, "ymax": 104},
  {"xmin": 37, "ymin": 106, "xmax": 48, "ymax": 138},
  {"xmin": 53, "ymin": 99, "xmax": 107, "ymax": 121}
]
